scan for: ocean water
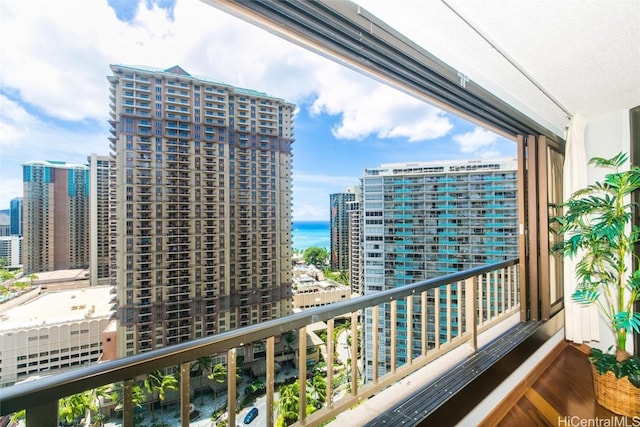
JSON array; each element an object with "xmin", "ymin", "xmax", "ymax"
[{"xmin": 292, "ymin": 221, "xmax": 330, "ymax": 251}]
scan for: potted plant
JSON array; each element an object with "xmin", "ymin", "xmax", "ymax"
[{"xmin": 552, "ymin": 152, "xmax": 640, "ymax": 416}]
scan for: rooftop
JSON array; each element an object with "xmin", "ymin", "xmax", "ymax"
[
  {"xmin": 0, "ymin": 285, "xmax": 115, "ymax": 331},
  {"xmin": 29, "ymin": 269, "xmax": 89, "ymax": 284},
  {"xmin": 22, "ymin": 160, "xmax": 88, "ymax": 170}
]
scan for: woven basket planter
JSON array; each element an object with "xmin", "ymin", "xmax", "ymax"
[{"xmin": 591, "ymin": 365, "xmax": 640, "ymax": 417}]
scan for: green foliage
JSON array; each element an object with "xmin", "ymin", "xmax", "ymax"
[
  {"xmin": 551, "ymin": 152, "xmax": 640, "ymax": 385},
  {"xmin": 303, "ymin": 247, "xmax": 328, "ymax": 267},
  {"xmin": 111, "ymin": 381, "xmax": 147, "ymax": 411},
  {"xmin": 244, "ymin": 379, "xmax": 265, "ymax": 396},
  {"xmin": 58, "ymin": 386, "xmax": 108, "ymax": 425},
  {"xmin": 275, "ymin": 375, "xmax": 327, "ymax": 426},
  {"xmin": 0, "ymin": 269, "xmax": 14, "ymax": 282},
  {"xmin": 207, "ymin": 363, "xmax": 226, "ymax": 382},
  {"xmin": 322, "ymin": 269, "xmax": 349, "ymax": 286},
  {"xmin": 590, "ymin": 348, "xmax": 640, "ymax": 387}
]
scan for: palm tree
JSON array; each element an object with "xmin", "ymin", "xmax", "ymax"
[
  {"xmin": 88, "ymin": 385, "xmax": 110, "ymax": 426},
  {"xmin": 207, "ymin": 363, "xmax": 226, "ymax": 409},
  {"xmin": 192, "ymin": 356, "xmax": 213, "ymax": 403},
  {"xmin": 59, "ymin": 391, "xmax": 95, "ymax": 425},
  {"xmin": 26, "ymin": 273, "xmax": 38, "ymax": 286},
  {"xmin": 110, "ymin": 381, "xmax": 147, "ymax": 421},
  {"xmin": 307, "ymin": 373, "xmax": 327, "ymax": 407},
  {"xmin": 144, "ymin": 370, "xmax": 178, "ymax": 422},
  {"xmin": 284, "ymin": 331, "xmax": 296, "ymax": 351},
  {"xmin": 275, "ymin": 381, "xmax": 300, "ymax": 426}
]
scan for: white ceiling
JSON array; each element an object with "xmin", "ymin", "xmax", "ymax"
[{"xmin": 355, "ymin": 0, "xmax": 640, "ymax": 137}]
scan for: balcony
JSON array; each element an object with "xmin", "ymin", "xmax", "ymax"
[{"xmin": 0, "ymin": 260, "xmax": 546, "ymax": 427}]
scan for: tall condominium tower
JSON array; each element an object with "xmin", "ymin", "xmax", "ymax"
[
  {"xmin": 361, "ymin": 158, "xmax": 518, "ymax": 380},
  {"xmin": 329, "ymin": 187, "xmax": 358, "ymax": 271},
  {"xmin": 108, "ymin": 64, "xmax": 295, "ymax": 356},
  {"xmin": 22, "ymin": 161, "xmax": 90, "ymax": 274},
  {"xmin": 9, "ymin": 197, "xmax": 23, "ymax": 236},
  {"xmin": 88, "ymin": 154, "xmax": 111, "ymax": 286},
  {"xmin": 346, "ymin": 198, "xmax": 363, "ymax": 294}
]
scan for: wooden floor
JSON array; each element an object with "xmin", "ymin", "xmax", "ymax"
[{"xmin": 493, "ymin": 343, "xmax": 623, "ymax": 426}]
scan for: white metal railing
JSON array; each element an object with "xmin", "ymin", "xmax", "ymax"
[{"xmin": 0, "ymin": 259, "xmax": 519, "ymax": 427}]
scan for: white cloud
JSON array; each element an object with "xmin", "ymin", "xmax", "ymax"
[
  {"xmin": 308, "ymin": 65, "xmax": 453, "ymax": 142},
  {"xmin": 0, "ymin": 0, "xmax": 510, "ymax": 214},
  {"xmin": 0, "ymin": 95, "xmax": 35, "ymax": 149},
  {"xmin": 0, "ymin": 177, "xmax": 23, "ymax": 212},
  {"xmin": 2, "ymin": 0, "xmax": 454, "ymax": 139},
  {"xmin": 453, "ymin": 127, "xmax": 500, "ymax": 153}
]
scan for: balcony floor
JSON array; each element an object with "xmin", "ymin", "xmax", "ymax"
[{"xmin": 488, "ymin": 343, "xmax": 623, "ymax": 426}]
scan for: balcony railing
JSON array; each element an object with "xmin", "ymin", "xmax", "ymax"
[{"xmin": 0, "ymin": 258, "xmax": 519, "ymax": 427}]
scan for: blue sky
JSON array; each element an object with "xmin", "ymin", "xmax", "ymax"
[{"xmin": 0, "ymin": 0, "xmax": 516, "ymax": 221}]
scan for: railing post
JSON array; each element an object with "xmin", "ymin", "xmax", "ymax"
[
  {"xmin": 390, "ymin": 300, "xmax": 397, "ymax": 374},
  {"xmin": 180, "ymin": 361, "xmax": 190, "ymax": 427},
  {"xmin": 298, "ymin": 326, "xmax": 307, "ymax": 423},
  {"xmin": 327, "ymin": 319, "xmax": 335, "ymax": 407},
  {"xmin": 372, "ymin": 305, "xmax": 379, "ymax": 384},
  {"xmin": 266, "ymin": 336, "xmax": 275, "ymax": 427},
  {"xmin": 406, "ymin": 295, "xmax": 413, "ymax": 365},
  {"xmin": 350, "ymin": 311, "xmax": 358, "ymax": 395},
  {"xmin": 446, "ymin": 285, "xmax": 452, "ymax": 342},
  {"xmin": 227, "ymin": 348, "xmax": 237, "ymax": 427},
  {"xmin": 421, "ymin": 292, "xmax": 427, "ymax": 356},
  {"xmin": 123, "ymin": 378, "xmax": 133, "ymax": 427},
  {"xmin": 434, "ymin": 288, "xmax": 441, "ymax": 350},
  {"xmin": 25, "ymin": 400, "xmax": 58, "ymax": 427},
  {"xmin": 465, "ymin": 277, "xmax": 478, "ymax": 351}
]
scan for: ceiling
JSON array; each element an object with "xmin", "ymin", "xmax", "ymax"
[
  {"xmin": 206, "ymin": 0, "xmax": 639, "ymax": 139},
  {"xmin": 354, "ymin": 0, "xmax": 640, "ymax": 137}
]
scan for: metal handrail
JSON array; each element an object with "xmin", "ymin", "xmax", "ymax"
[{"xmin": 0, "ymin": 258, "xmax": 518, "ymax": 416}]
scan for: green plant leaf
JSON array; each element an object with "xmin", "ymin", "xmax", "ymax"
[
  {"xmin": 623, "ymin": 356, "xmax": 640, "ymax": 387},
  {"xmin": 572, "ymin": 289, "xmax": 599, "ymax": 305},
  {"xmin": 630, "ymin": 312, "xmax": 640, "ymax": 334}
]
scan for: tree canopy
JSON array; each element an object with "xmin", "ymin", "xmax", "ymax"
[{"xmin": 303, "ymin": 247, "xmax": 328, "ymax": 267}]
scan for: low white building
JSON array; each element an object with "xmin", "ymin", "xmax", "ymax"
[
  {"xmin": 0, "ymin": 236, "xmax": 22, "ymax": 269},
  {"xmin": 292, "ymin": 265, "xmax": 352, "ymax": 310},
  {"xmin": 0, "ymin": 285, "xmax": 115, "ymax": 386}
]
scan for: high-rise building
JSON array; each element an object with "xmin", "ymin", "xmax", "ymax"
[
  {"xmin": 22, "ymin": 160, "xmax": 90, "ymax": 275},
  {"xmin": 88, "ymin": 154, "xmax": 111, "ymax": 286},
  {"xmin": 360, "ymin": 158, "xmax": 519, "ymax": 380},
  {"xmin": 346, "ymin": 198, "xmax": 363, "ymax": 294},
  {"xmin": 9, "ymin": 198, "xmax": 23, "ymax": 236},
  {"xmin": 108, "ymin": 64, "xmax": 295, "ymax": 356},
  {"xmin": 329, "ymin": 187, "xmax": 357, "ymax": 271}
]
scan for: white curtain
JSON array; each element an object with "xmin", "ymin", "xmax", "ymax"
[{"xmin": 563, "ymin": 113, "xmax": 600, "ymax": 343}]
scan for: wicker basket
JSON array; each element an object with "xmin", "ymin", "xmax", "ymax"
[{"xmin": 591, "ymin": 365, "xmax": 640, "ymax": 417}]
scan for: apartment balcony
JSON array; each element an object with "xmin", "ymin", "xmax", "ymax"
[{"xmin": 0, "ymin": 259, "xmax": 570, "ymax": 427}]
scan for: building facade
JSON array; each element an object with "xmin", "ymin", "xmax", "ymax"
[
  {"xmin": 347, "ymin": 198, "xmax": 363, "ymax": 294},
  {"xmin": 10, "ymin": 198, "xmax": 23, "ymax": 236},
  {"xmin": 0, "ymin": 236, "xmax": 22, "ymax": 269},
  {"xmin": 22, "ymin": 161, "xmax": 90, "ymax": 275},
  {"xmin": 0, "ymin": 286, "xmax": 114, "ymax": 386},
  {"xmin": 360, "ymin": 158, "xmax": 519, "ymax": 381},
  {"xmin": 329, "ymin": 187, "xmax": 357, "ymax": 271},
  {"xmin": 88, "ymin": 154, "xmax": 111, "ymax": 286},
  {"xmin": 108, "ymin": 64, "xmax": 295, "ymax": 356}
]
